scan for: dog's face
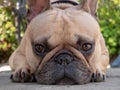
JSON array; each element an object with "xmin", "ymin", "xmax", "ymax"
[
  {"xmin": 9, "ymin": 0, "xmax": 109, "ymax": 85},
  {"xmin": 25, "ymin": 2, "xmax": 101, "ymax": 84}
]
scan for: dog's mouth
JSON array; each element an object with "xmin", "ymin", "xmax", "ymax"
[{"xmin": 55, "ymin": 76, "xmax": 76, "ymax": 85}]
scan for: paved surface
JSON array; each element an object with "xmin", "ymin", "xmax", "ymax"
[{"xmin": 0, "ymin": 68, "xmax": 120, "ymax": 90}]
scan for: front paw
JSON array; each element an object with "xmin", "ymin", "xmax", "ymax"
[
  {"xmin": 91, "ymin": 71, "xmax": 105, "ymax": 82},
  {"xmin": 10, "ymin": 68, "xmax": 35, "ymax": 82}
]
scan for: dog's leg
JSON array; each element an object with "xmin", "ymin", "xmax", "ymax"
[
  {"xmin": 90, "ymin": 34, "xmax": 109, "ymax": 82},
  {"xmin": 9, "ymin": 31, "xmax": 34, "ymax": 82},
  {"xmin": 9, "ymin": 49, "xmax": 34, "ymax": 82}
]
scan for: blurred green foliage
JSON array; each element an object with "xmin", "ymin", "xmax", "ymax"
[
  {"xmin": 98, "ymin": 0, "xmax": 120, "ymax": 58},
  {"xmin": 0, "ymin": 6, "xmax": 17, "ymax": 63},
  {"xmin": 0, "ymin": 0, "xmax": 120, "ymax": 63}
]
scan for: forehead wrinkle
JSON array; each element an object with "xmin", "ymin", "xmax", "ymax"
[
  {"xmin": 59, "ymin": 10, "xmax": 75, "ymax": 44},
  {"xmin": 48, "ymin": 9, "xmax": 73, "ymax": 46}
]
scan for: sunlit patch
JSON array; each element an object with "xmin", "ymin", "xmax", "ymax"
[
  {"xmin": 0, "ymin": 65, "xmax": 11, "ymax": 72},
  {"xmin": 107, "ymin": 65, "xmax": 111, "ymax": 69}
]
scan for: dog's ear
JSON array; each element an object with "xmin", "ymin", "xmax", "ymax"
[
  {"xmin": 80, "ymin": 0, "xmax": 98, "ymax": 19},
  {"xmin": 27, "ymin": 0, "xmax": 50, "ymax": 22}
]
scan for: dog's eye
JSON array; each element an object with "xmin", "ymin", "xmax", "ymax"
[
  {"xmin": 35, "ymin": 44, "xmax": 45, "ymax": 53},
  {"xmin": 82, "ymin": 43, "xmax": 92, "ymax": 51}
]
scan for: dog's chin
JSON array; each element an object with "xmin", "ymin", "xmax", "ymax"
[{"xmin": 55, "ymin": 76, "xmax": 77, "ymax": 85}]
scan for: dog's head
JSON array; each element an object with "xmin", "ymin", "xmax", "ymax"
[{"xmin": 25, "ymin": 0, "xmax": 101, "ymax": 84}]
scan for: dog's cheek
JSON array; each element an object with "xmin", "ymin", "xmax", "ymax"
[
  {"xmin": 26, "ymin": 50, "xmax": 43, "ymax": 72},
  {"xmin": 65, "ymin": 59, "xmax": 92, "ymax": 84},
  {"xmin": 35, "ymin": 60, "xmax": 64, "ymax": 84}
]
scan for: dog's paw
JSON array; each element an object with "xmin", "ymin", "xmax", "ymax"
[
  {"xmin": 10, "ymin": 68, "xmax": 35, "ymax": 82},
  {"xmin": 91, "ymin": 71, "xmax": 105, "ymax": 82}
]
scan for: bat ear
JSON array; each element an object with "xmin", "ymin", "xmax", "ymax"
[
  {"xmin": 79, "ymin": 0, "xmax": 98, "ymax": 19},
  {"xmin": 27, "ymin": 0, "xmax": 50, "ymax": 22}
]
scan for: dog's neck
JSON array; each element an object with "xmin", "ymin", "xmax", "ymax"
[{"xmin": 51, "ymin": 0, "xmax": 78, "ymax": 9}]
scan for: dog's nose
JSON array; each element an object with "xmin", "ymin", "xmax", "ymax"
[{"xmin": 54, "ymin": 50, "xmax": 73, "ymax": 65}]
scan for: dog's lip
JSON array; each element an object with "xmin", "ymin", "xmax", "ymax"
[{"xmin": 54, "ymin": 76, "xmax": 77, "ymax": 85}]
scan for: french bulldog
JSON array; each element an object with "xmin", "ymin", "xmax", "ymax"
[{"xmin": 9, "ymin": 0, "xmax": 109, "ymax": 85}]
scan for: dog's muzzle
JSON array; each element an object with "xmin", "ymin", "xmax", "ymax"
[{"xmin": 35, "ymin": 50, "xmax": 92, "ymax": 85}]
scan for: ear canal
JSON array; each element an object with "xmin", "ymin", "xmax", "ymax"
[
  {"xmin": 80, "ymin": 0, "xmax": 98, "ymax": 18},
  {"xmin": 27, "ymin": 0, "xmax": 50, "ymax": 22}
]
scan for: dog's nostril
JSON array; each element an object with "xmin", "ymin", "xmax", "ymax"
[{"xmin": 54, "ymin": 54, "xmax": 73, "ymax": 65}]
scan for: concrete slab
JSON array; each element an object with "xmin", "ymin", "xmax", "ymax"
[{"xmin": 0, "ymin": 68, "xmax": 120, "ymax": 90}]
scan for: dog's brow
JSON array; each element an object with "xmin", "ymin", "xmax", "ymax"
[
  {"xmin": 33, "ymin": 37, "xmax": 50, "ymax": 45},
  {"xmin": 75, "ymin": 35, "xmax": 94, "ymax": 43}
]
